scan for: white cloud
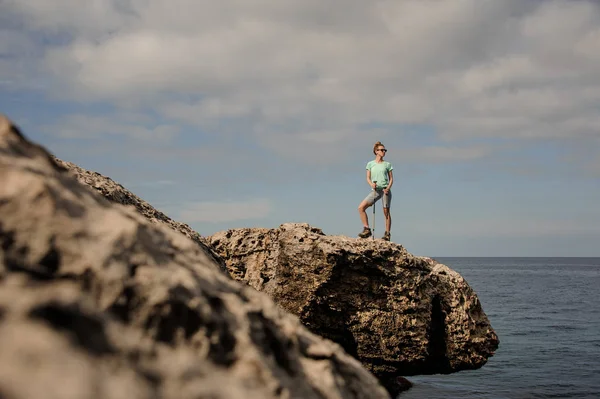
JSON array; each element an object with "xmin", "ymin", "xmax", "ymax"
[
  {"xmin": 160, "ymin": 99, "xmax": 253, "ymax": 126},
  {"xmin": 2, "ymin": 0, "xmax": 600, "ymax": 169},
  {"xmin": 520, "ymin": 0, "xmax": 598, "ymax": 45},
  {"xmin": 1, "ymin": 0, "xmax": 134, "ymax": 38},
  {"xmin": 575, "ymin": 28, "xmax": 600, "ymax": 62},
  {"xmin": 179, "ymin": 198, "xmax": 271, "ymax": 223},
  {"xmin": 459, "ymin": 56, "xmax": 536, "ymax": 94}
]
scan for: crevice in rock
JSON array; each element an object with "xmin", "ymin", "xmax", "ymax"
[
  {"xmin": 248, "ymin": 311, "xmax": 297, "ymax": 376},
  {"xmin": 29, "ymin": 302, "xmax": 116, "ymax": 356},
  {"xmin": 141, "ymin": 288, "xmax": 237, "ymax": 367},
  {"xmin": 38, "ymin": 241, "xmax": 60, "ymax": 275},
  {"xmin": 204, "ymin": 295, "xmax": 237, "ymax": 366},
  {"xmin": 0, "ymin": 225, "xmax": 15, "ymax": 251},
  {"xmin": 1, "ymin": 227, "xmax": 63, "ymax": 280},
  {"xmin": 80, "ymin": 268, "xmax": 94, "ymax": 292},
  {"xmin": 108, "ymin": 286, "xmax": 137, "ymax": 323},
  {"xmin": 425, "ymin": 295, "xmax": 451, "ymax": 372},
  {"xmin": 146, "ymin": 300, "xmax": 202, "ymax": 344},
  {"xmin": 296, "ymin": 251, "xmax": 366, "ymax": 361},
  {"xmin": 301, "ymin": 302, "xmax": 359, "ymax": 360}
]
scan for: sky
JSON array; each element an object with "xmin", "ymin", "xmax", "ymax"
[{"xmin": 1, "ymin": 0, "xmax": 599, "ymax": 257}]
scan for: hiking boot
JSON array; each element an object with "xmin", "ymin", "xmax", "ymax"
[
  {"xmin": 382, "ymin": 231, "xmax": 391, "ymax": 241},
  {"xmin": 358, "ymin": 227, "xmax": 372, "ymax": 238}
]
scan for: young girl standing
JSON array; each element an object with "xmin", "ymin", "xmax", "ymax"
[{"xmin": 357, "ymin": 141, "xmax": 394, "ymax": 240}]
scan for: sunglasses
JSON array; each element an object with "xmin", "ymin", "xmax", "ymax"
[{"xmin": 378, "ymin": 149, "xmax": 387, "ymax": 152}]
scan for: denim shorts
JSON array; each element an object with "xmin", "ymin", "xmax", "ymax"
[{"xmin": 364, "ymin": 189, "xmax": 392, "ymax": 208}]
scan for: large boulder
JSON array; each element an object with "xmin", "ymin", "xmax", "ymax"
[
  {"xmin": 208, "ymin": 224, "xmax": 499, "ymax": 392},
  {"xmin": 0, "ymin": 114, "xmax": 390, "ymax": 399}
]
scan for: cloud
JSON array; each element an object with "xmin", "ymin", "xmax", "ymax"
[
  {"xmin": 2, "ymin": 0, "xmax": 600, "ymax": 172},
  {"xmin": 179, "ymin": 198, "xmax": 271, "ymax": 223},
  {"xmin": 161, "ymin": 99, "xmax": 252, "ymax": 124},
  {"xmin": 1, "ymin": 0, "xmax": 134, "ymax": 38}
]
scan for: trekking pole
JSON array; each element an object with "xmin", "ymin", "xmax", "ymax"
[{"xmin": 372, "ymin": 181, "xmax": 376, "ymax": 240}]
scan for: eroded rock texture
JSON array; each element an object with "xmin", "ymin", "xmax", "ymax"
[
  {"xmin": 209, "ymin": 223, "xmax": 500, "ymax": 394},
  {"xmin": 0, "ymin": 115, "xmax": 390, "ymax": 399}
]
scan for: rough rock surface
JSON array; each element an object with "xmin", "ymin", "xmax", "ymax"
[
  {"xmin": 0, "ymin": 114, "xmax": 390, "ymax": 399},
  {"xmin": 209, "ymin": 224, "xmax": 500, "ymax": 393},
  {"xmin": 52, "ymin": 156, "xmax": 225, "ymax": 272}
]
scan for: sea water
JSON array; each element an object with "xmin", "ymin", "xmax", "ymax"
[{"xmin": 399, "ymin": 257, "xmax": 600, "ymax": 399}]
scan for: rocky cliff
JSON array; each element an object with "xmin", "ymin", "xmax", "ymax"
[
  {"xmin": 208, "ymin": 224, "xmax": 499, "ymax": 393},
  {"xmin": 0, "ymin": 114, "xmax": 391, "ymax": 399}
]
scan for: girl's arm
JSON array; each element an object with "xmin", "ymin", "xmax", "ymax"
[
  {"xmin": 385, "ymin": 170, "xmax": 394, "ymax": 192},
  {"xmin": 366, "ymin": 170, "xmax": 376, "ymax": 189}
]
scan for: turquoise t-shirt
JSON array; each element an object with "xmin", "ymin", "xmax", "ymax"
[{"xmin": 366, "ymin": 160, "xmax": 393, "ymax": 189}]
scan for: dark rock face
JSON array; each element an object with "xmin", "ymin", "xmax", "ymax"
[
  {"xmin": 208, "ymin": 223, "xmax": 500, "ymax": 394},
  {"xmin": 0, "ymin": 115, "xmax": 390, "ymax": 399}
]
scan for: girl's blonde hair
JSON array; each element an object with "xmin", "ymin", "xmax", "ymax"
[{"xmin": 373, "ymin": 141, "xmax": 385, "ymax": 155}]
